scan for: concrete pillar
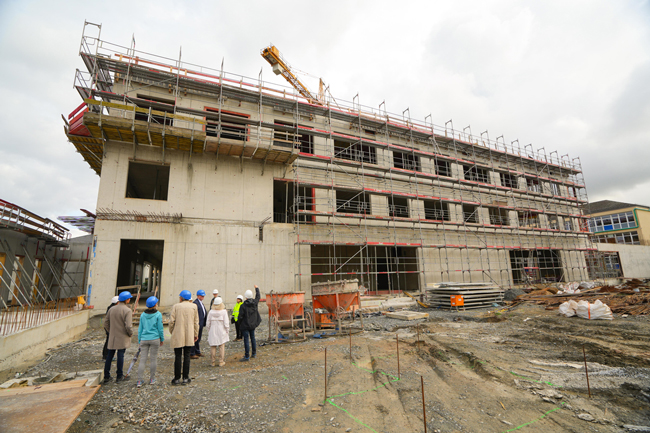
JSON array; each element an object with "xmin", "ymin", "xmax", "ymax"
[
  {"xmin": 314, "ymin": 188, "xmax": 331, "ymax": 223},
  {"xmin": 517, "ymin": 177, "xmax": 527, "ymax": 190},
  {"xmin": 490, "ymin": 171, "xmax": 500, "ymax": 187},
  {"xmin": 449, "ymin": 203, "xmax": 463, "ymax": 223},
  {"xmin": 371, "ymin": 195, "xmax": 389, "ymax": 217},
  {"xmin": 410, "ymin": 199, "xmax": 425, "ymax": 219},
  {"xmin": 509, "ymin": 210, "xmax": 519, "ymax": 227},
  {"xmin": 478, "ymin": 207, "xmax": 490, "ymax": 224},
  {"xmin": 450, "ymin": 163, "xmax": 463, "ymax": 180}
]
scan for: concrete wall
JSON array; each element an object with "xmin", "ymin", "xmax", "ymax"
[
  {"xmin": 596, "ymin": 244, "xmax": 650, "ymax": 278},
  {"xmin": 91, "ymin": 142, "xmax": 296, "ymax": 311},
  {"xmin": 0, "ymin": 310, "xmax": 89, "ymax": 372}
]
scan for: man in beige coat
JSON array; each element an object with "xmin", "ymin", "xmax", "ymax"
[
  {"xmin": 103, "ymin": 291, "xmax": 133, "ymax": 384},
  {"xmin": 169, "ymin": 290, "xmax": 199, "ymax": 385}
]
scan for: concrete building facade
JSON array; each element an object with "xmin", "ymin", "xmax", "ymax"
[{"xmin": 65, "ymin": 26, "xmax": 592, "ymax": 310}]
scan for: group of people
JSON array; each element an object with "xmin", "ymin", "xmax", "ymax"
[{"xmin": 102, "ymin": 285, "xmax": 261, "ymax": 387}]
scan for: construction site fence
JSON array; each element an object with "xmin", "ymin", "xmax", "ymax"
[{"xmin": 0, "ymin": 298, "xmax": 83, "ymax": 337}]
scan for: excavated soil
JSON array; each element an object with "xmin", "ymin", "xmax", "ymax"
[{"xmin": 4, "ymin": 303, "xmax": 650, "ymax": 433}]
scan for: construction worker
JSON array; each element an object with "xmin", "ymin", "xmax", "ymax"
[
  {"xmin": 209, "ymin": 289, "xmax": 219, "ymax": 309},
  {"xmin": 238, "ymin": 285, "xmax": 261, "ymax": 362},
  {"xmin": 191, "ymin": 290, "xmax": 207, "ymax": 359},
  {"xmin": 103, "ymin": 291, "xmax": 133, "ymax": 384},
  {"xmin": 169, "ymin": 290, "xmax": 199, "ymax": 385},
  {"xmin": 232, "ymin": 295, "xmax": 244, "ymax": 340}
]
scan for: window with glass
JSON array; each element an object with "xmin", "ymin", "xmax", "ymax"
[
  {"xmin": 593, "ymin": 231, "xmax": 640, "ymax": 245},
  {"xmin": 588, "ymin": 211, "xmax": 636, "ymax": 233}
]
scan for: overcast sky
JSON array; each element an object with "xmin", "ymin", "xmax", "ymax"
[{"xmin": 1, "ymin": 1, "xmax": 649, "ymax": 237}]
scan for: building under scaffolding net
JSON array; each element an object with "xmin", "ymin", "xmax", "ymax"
[{"xmin": 64, "ymin": 23, "xmax": 604, "ymax": 309}]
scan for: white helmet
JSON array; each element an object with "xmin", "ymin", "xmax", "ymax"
[
  {"xmin": 212, "ymin": 289, "xmax": 219, "ymax": 295},
  {"xmin": 214, "ymin": 297, "xmax": 223, "ymax": 305},
  {"xmin": 244, "ymin": 290, "xmax": 254, "ymax": 299},
  {"xmin": 236, "ymin": 295, "xmax": 244, "ymax": 301},
  {"xmin": 111, "ymin": 296, "xmax": 119, "ymax": 304}
]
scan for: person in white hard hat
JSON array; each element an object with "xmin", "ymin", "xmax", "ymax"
[
  {"xmin": 232, "ymin": 295, "xmax": 244, "ymax": 340},
  {"xmin": 206, "ymin": 297, "xmax": 230, "ymax": 367},
  {"xmin": 238, "ymin": 286, "xmax": 261, "ymax": 361},
  {"xmin": 102, "ymin": 295, "xmax": 120, "ymax": 360},
  {"xmin": 209, "ymin": 289, "xmax": 219, "ymax": 309}
]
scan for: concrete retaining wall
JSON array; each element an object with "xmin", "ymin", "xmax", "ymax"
[{"xmin": 0, "ymin": 310, "xmax": 89, "ymax": 372}]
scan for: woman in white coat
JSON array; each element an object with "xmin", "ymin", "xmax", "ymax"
[{"xmin": 205, "ymin": 297, "xmax": 230, "ymax": 366}]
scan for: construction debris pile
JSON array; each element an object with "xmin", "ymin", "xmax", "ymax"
[{"xmin": 511, "ymin": 279, "xmax": 650, "ymax": 316}]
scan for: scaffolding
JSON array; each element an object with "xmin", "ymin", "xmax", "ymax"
[{"xmin": 66, "ymin": 24, "xmax": 600, "ymax": 296}]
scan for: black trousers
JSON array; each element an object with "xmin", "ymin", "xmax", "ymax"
[
  {"xmin": 191, "ymin": 326, "xmax": 203, "ymax": 355},
  {"xmin": 174, "ymin": 346, "xmax": 192, "ymax": 380},
  {"xmin": 102, "ymin": 331, "xmax": 109, "ymax": 360},
  {"xmin": 235, "ymin": 320, "xmax": 242, "ymax": 339}
]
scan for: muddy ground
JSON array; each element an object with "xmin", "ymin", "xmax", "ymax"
[{"xmin": 6, "ymin": 303, "xmax": 650, "ymax": 433}]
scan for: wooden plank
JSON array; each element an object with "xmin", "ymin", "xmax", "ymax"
[
  {"xmin": 0, "ymin": 379, "xmax": 88, "ymax": 397},
  {"xmin": 0, "ymin": 383, "xmax": 99, "ymax": 433},
  {"xmin": 385, "ymin": 311, "xmax": 429, "ymax": 321}
]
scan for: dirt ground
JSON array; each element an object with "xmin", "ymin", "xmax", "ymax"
[{"xmin": 6, "ymin": 303, "xmax": 650, "ymax": 433}]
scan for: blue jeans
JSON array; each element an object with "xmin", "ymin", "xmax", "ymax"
[
  {"xmin": 104, "ymin": 348, "xmax": 126, "ymax": 378},
  {"xmin": 242, "ymin": 329, "xmax": 256, "ymax": 359}
]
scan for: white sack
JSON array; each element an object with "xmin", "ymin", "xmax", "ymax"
[
  {"xmin": 575, "ymin": 299, "xmax": 613, "ymax": 320},
  {"xmin": 559, "ymin": 300, "xmax": 578, "ymax": 317}
]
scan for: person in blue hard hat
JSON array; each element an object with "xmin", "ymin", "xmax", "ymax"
[
  {"xmin": 190, "ymin": 289, "xmax": 207, "ymax": 359},
  {"xmin": 103, "ymin": 291, "xmax": 133, "ymax": 384},
  {"xmin": 136, "ymin": 296, "xmax": 164, "ymax": 388},
  {"xmin": 169, "ymin": 290, "xmax": 199, "ymax": 385}
]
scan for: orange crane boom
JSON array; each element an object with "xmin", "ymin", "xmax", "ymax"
[{"xmin": 261, "ymin": 45, "xmax": 323, "ymax": 106}]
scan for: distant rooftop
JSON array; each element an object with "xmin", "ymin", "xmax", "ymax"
[{"xmin": 588, "ymin": 200, "xmax": 649, "ymax": 214}]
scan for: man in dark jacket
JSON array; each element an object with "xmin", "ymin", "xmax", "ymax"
[
  {"xmin": 191, "ymin": 290, "xmax": 207, "ymax": 359},
  {"xmin": 238, "ymin": 285, "xmax": 261, "ymax": 361}
]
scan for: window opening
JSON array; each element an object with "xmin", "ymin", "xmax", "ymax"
[
  {"xmin": 488, "ymin": 207, "xmax": 509, "ymax": 225},
  {"xmin": 463, "ymin": 165, "xmax": 489, "ymax": 183},
  {"xmin": 500, "ymin": 172, "xmax": 518, "ymax": 188},
  {"xmin": 126, "ymin": 161, "xmax": 170, "ymax": 201},
  {"xmin": 423, "ymin": 200, "xmax": 448, "ymax": 221},
  {"xmin": 462, "ymin": 204, "xmax": 479, "ymax": 223}
]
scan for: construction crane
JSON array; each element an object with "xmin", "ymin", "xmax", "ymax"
[{"xmin": 261, "ymin": 45, "xmax": 324, "ymax": 106}]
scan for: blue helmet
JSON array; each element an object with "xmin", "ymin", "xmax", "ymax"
[
  {"xmin": 118, "ymin": 291, "xmax": 132, "ymax": 302},
  {"xmin": 180, "ymin": 290, "xmax": 192, "ymax": 300},
  {"xmin": 196, "ymin": 290, "xmax": 206, "ymax": 297},
  {"xmin": 146, "ymin": 296, "xmax": 159, "ymax": 308}
]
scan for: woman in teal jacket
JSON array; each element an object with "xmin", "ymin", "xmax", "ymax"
[{"xmin": 137, "ymin": 296, "xmax": 164, "ymax": 387}]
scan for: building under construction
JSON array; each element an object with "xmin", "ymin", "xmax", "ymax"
[{"xmin": 64, "ymin": 24, "xmax": 593, "ymax": 310}]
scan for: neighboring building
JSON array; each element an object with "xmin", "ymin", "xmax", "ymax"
[
  {"xmin": 587, "ymin": 200, "xmax": 650, "ymax": 245},
  {"xmin": 0, "ymin": 199, "xmax": 87, "ymax": 306},
  {"xmin": 585, "ymin": 200, "xmax": 650, "ymax": 279},
  {"xmin": 64, "ymin": 24, "xmax": 592, "ymax": 311}
]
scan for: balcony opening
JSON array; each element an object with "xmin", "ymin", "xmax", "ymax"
[
  {"xmin": 273, "ymin": 120, "xmax": 313, "ymax": 154},
  {"xmin": 336, "ymin": 190, "xmax": 370, "ymax": 215},
  {"xmin": 393, "ymin": 151, "xmax": 421, "ymax": 171},
  {"xmin": 488, "ymin": 207, "xmax": 509, "ymax": 225},
  {"xmin": 205, "ymin": 108, "xmax": 249, "ymax": 141},
  {"xmin": 423, "ymin": 200, "xmax": 449, "ymax": 221},
  {"xmin": 434, "ymin": 159, "xmax": 451, "ymax": 177},
  {"xmin": 273, "ymin": 180, "xmax": 312, "ymax": 223},
  {"xmin": 500, "ymin": 172, "xmax": 518, "ymax": 188},
  {"xmin": 334, "ymin": 140, "xmax": 377, "ymax": 165},
  {"xmin": 389, "ymin": 196, "xmax": 409, "ymax": 218},
  {"xmin": 463, "ymin": 165, "xmax": 489, "ymax": 183},
  {"xmin": 462, "ymin": 204, "xmax": 479, "ymax": 223}
]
